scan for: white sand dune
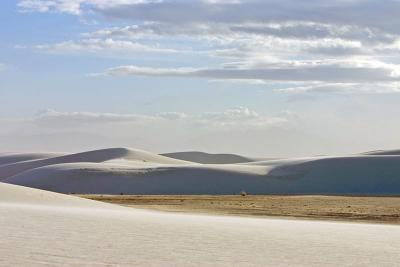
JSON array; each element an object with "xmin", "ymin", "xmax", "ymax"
[
  {"xmin": 162, "ymin": 151, "xmax": 261, "ymax": 164},
  {"xmin": 1, "ymin": 182, "xmax": 400, "ymax": 267},
  {"xmin": 0, "ymin": 147, "xmax": 189, "ymax": 180},
  {"xmin": 3, "ymin": 147, "xmax": 400, "ymax": 195}
]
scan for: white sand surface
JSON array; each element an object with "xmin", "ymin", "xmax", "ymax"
[{"xmin": 1, "ymin": 182, "xmax": 400, "ymax": 267}]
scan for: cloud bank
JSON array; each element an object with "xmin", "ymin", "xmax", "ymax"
[
  {"xmin": 2, "ymin": 105, "xmax": 400, "ymax": 157},
  {"xmin": 19, "ymin": 0, "xmax": 400, "ymax": 94},
  {"xmin": 34, "ymin": 107, "xmax": 289, "ymax": 128}
]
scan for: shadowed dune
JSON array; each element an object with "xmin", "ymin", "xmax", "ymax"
[
  {"xmin": 0, "ymin": 152, "xmax": 65, "ymax": 166},
  {"xmin": 363, "ymin": 149, "xmax": 400, "ymax": 156},
  {"xmin": 2, "ymin": 148, "xmax": 400, "ymax": 195}
]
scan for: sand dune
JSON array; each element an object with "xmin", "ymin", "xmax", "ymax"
[
  {"xmin": 1, "ymin": 182, "xmax": 400, "ymax": 266},
  {"xmin": 162, "ymin": 151, "xmax": 261, "ymax": 164},
  {"xmin": 3, "ymin": 147, "xmax": 400, "ymax": 195},
  {"xmin": 0, "ymin": 147, "xmax": 189, "ymax": 180}
]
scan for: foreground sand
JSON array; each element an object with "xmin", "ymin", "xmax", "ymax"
[
  {"xmin": 3, "ymin": 183, "xmax": 400, "ymax": 266},
  {"xmin": 79, "ymin": 195, "xmax": 400, "ymax": 224}
]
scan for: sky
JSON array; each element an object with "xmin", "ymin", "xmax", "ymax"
[{"xmin": 1, "ymin": 0, "xmax": 400, "ymax": 157}]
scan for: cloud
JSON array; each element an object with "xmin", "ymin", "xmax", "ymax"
[
  {"xmin": 3, "ymin": 107, "xmax": 307, "ymax": 156},
  {"xmin": 34, "ymin": 109, "xmax": 157, "ymax": 126},
  {"xmin": 17, "ymin": 0, "xmax": 159, "ymax": 15},
  {"xmin": 18, "ymin": 0, "xmax": 400, "ymax": 94},
  {"xmin": 34, "ymin": 108, "xmax": 289, "ymax": 128},
  {"xmin": 8, "ymin": 105, "xmax": 400, "ymax": 157},
  {"xmin": 83, "ymin": 22, "xmax": 388, "ymax": 58},
  {"xmin": 276, "ymin": 82, "xmax": 400, "ymax": 94},
  {"xmin": 87, "ymin": 21, "xmax": 395, "ymax": 48},
  {"xmin": 97, "ymin": 0, "xmax": 400, "ymax": 35},
  {"xmin": 35, "ymin": 38, "xmax": 180, "ymax": 55},
  {"xmin": 0, "ymin": 63, "xmax": 6, "ymax": 71},
  {"xmin": 99, "ymin": 60, "xmax": 400, "ymax": 84},
  {"xmin": 199, "ymin": 107, "xmax": 289, "ymax": 127},
  {"xmin": 19, "ymin": 0, "xmax": 400, "ymax": 36}
]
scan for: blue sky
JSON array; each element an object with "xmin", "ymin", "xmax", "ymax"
[{"xmin": 1, "ymin": 0, "xmax": 400, "ymax": 156}]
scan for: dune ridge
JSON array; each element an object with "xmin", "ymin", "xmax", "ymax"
[{"xmin": 162, "ymin": 151, "xmax": 261, "ymax": 164}]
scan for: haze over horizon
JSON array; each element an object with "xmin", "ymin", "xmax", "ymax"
[{"xmin": 2, "ymin": 0, "xmax": 400, "ymax": 157}]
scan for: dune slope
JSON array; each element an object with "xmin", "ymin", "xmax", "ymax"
[{"xmin": 1, "ymin": 182, "xmax": 400, "ymax": 267}]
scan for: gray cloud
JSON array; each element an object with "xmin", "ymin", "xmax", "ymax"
[
  {"xmin": 99, "ymin": 0, "xmax": 400, "ymax": 35},
  {"xmin": 101, "ymin": 61, "xmax": 400, "ymax": 84},
  {"xmin": 21, "ymin": 0, "xmax": 400, "ymax": 36}
]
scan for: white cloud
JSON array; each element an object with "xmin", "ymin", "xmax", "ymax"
[
  {"xmin": 199, "ymin": 107, "xmax": 288, "ymax": 127},
  {"xmin": 18, "ymin": 0, "xmax": 159, "ymax": 15},
  {"xmin": 102, "ymin": 65, "xmax": 198, "ymax": 77},
  {"xmin": 34, "ymin": 108, "xmax": 288, "ymax": 128},
  {"xmin": 35, "ymin": 38, "xmax": 179, "ymax": 55},
  {"xmin": 158, "ymin": 112, "xmax": 188, "ymax": 120},
  {"xmin": 275, "ymin": 82, "xmax": 400, "ymax": 94}
]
